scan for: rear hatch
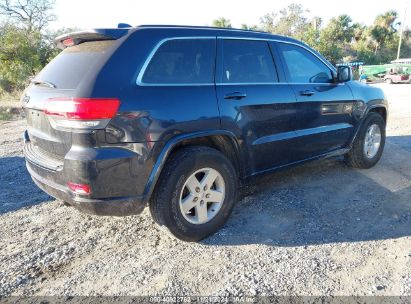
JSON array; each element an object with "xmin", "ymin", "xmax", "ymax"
[{"xmin": 23, "ymin": 30, "xmax": 127, "ymax": 165}]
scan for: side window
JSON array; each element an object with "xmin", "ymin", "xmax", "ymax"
[
  {"xmin": 222, "ymin": 40, "xmax": 278, "ymax": 83},
  {"xmin": 141, "ymin": 39, "xmax": 215, "ymax": 84},
  {"xmin": 278, "ymin": 43, "xmax": 334, "ymax": 84}
]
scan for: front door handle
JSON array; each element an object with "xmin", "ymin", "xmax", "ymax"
[
  {"xmin": 224, "ymin": 92, "xmax": 247, "ymax": 100},
  {"xmin": 299, "ymin": 90, "xmax": 315, "ymax": 96}
]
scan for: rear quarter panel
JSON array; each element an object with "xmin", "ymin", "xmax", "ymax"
[{"xmin": 94, "ymin": 28, "xmax": 221, "ymax": 144}]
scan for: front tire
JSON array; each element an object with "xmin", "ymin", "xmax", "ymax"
[
  {"xmin": 150, "ymin": 146, "xmax": 238, "ymax": 241},
  {"xmin": 345, "ymin": 112, "xmax": 386, "ymax": 169}
]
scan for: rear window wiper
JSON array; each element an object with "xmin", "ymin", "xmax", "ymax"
[{"xmin": 31, "ymin": 79, "xmax": 57, "ymax": 89}]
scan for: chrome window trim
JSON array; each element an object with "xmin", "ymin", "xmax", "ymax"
[
  {"xmin": 216, "ymin": 37, "xmax": 336, "ymax": 85},
  {"xmin": 216, "ymin": 82, "xmax": 344, "ymax": 86},
  {"xmin": 136, "ymin": 36, "xmax": 216, "ymax": 86},
  {"xmin": 136, "ymin": 35, "xmax": 337, "ymax": 86},
  {"xmin": 216, "ymin": 36, "xmax": 336, "ymax": 73},
  {"xmin": 217, "ymin": 82, "xmax": 278, "ymax": 86},
  {"xmin": 138, "ymin": 83, "xmax": 215, "ymax": 87}
]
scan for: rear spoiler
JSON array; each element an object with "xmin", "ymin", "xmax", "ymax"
[{"xmin": 55, "ymin": 28, "xmax": 130, "ymax": 49}]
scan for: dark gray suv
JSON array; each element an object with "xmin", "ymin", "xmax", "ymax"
[{"xmin": 22, "ymin": 25, "xmax": 387, "ymax": 241}]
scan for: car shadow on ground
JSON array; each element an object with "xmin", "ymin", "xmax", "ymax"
[
  {"xmin": 2, "ymin": 137, "xmax": 411, "ymax": 247},
  {"xmin": 204, "ymin": 135, "xmax": 411, "ymax": 247},
  {"xmin": 0, "ymin": 156, "xmax": 50, "ymax": 214}
]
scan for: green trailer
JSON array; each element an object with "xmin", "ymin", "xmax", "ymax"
[{"xmin": 360, "ymin": 63, "xmax": 411, "ymax": 81}]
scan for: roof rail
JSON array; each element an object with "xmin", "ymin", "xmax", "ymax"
[{"xmin": 136, "ymin": 24, "xmax": 268, "ymax": 34}]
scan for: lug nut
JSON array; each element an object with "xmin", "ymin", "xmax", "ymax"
[
  {"xmin": 206, "ymin": 194, "xmax": 210, "ymax": 198},
  {"xmin": 193, "ymin": 197, "xmax": 198, "ymax": 202},
  {"xmin": 195, "ymin": 187, "xmax": 200, "ymax": 193},
  {"xmin": 203, "ymin": 185, "xmax": 208, "ymax": 191},
  {"xmin": 200, "ymin": 200, "xmax": 204, "ymax": 205}
]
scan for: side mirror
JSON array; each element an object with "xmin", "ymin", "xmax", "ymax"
[{"xmin": 337, "ymin": 65, "xmax": 352, "ymax": 82}]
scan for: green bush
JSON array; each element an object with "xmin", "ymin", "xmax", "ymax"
[{"xmin": 0, "ymin": 24, "xmax": 56, "ymax": 93}]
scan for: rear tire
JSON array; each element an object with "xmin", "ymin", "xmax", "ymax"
[
  {"xmin": 345, "ymin": 112, "xmax": 385, "ymax": 169},
  {"xmin": 149, "ymin": 146, "xmax": 238, "ymax": 242}
]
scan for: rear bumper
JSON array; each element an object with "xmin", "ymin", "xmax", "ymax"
[
  {"xmin": 23, "ymin": 128, "xmax": 151, "ymax": 216},
  {"xmin": 27, "ymin": 163, "xmax": 146, "ymax": 216}
]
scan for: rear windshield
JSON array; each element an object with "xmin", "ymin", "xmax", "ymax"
[{"xmin": 35, "ymin": 40, "xmax": 115, "ymax": 89}]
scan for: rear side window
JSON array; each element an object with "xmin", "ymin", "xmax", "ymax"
[
  {"xmin": 141, "ymin": 39, "xmax": 216, "ymax": 84},
  {"xmin": 222, "ymin": 40, "xmax": 278, "ymax": 84},
  {"xmin": 35, "ymin": 41, "xmax": 114, "ymax": 89},
  {"xmin": 278, "ymin": 43, "xmax": 333, "ymax": 84}
]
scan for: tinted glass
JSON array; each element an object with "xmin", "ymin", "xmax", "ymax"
[
  {"xmin": 279, "ymin": 43, "xmax": 333, "ymax": 83},
  {"xmin": 142, "ymin": 39, "xmax": 215, "ymax": 84},
  {"xmin": 222, "ymin": 40, "xmax": 278, "ymax": 83},
  {"xmin": 36, "ymin": 41, "xmax": 114, "ymax": 89}
]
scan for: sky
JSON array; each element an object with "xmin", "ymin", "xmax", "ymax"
[{"xmin": 51, "ymin": 0, "xmax": 411, "ymax": 30}]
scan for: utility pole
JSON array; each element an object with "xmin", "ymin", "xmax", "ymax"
[{"xmin": 397, "ymin": 3, "xmax": 408, "ymax": 60}]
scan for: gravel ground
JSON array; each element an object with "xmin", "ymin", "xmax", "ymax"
[{"xmin": 1, "ymin": 83, "xmax": 411, "ymax": 297}]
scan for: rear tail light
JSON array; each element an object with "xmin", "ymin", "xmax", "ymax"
[
  {"xmin": 45, "ymin": 98, "xmax": 120, "ymax": 130},
  {"xmin": 67, "ymin": 182, "xmax": 91, "ymax": 195}
]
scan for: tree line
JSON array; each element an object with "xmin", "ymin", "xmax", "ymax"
[
  {"xmin": 0, "ymin": 0, "xmax": 74, "ymax": 95},
  {"xmin": 213, "ymin": 4, "xmax": 411, "ymax": 65},
  {"xmin": 1, "ymin": 1, "xmax": 410, "ymax": 95}
]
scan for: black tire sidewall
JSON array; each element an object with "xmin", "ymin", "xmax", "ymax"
[
  {"xmin": 154, "ymin": 147, "xmax": 237, "ymax": 241},
  {"xmin": 356, "ymin": 113, "xmax": 386, "ymax": 167}
]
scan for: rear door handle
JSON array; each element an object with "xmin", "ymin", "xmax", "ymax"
[
  {"xmin": 224, "ymin": 92, "xmax": 247, "ymax": 100},
  {"xmin": 299, "ymin": 90, "xmax": 315, "ymax": 96}
]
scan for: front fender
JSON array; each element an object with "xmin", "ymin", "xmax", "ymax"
[
  {"xmin": 347, "ymin": 81, "xmax": 388, "ymax": 147},
  {"xmin": 348, "ymin": 81, "xmax": 388, "ymax": 117}
]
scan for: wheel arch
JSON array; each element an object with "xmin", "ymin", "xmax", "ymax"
[
  {"xmin": 349, "ymin": 104, "xmax": 387, "ymax": 148},
  {"xmin": 367, "ymin": 106, "xmax": 387, "ymax": 124},
  {"xmin": 142, "ymin": 130, "xmax": 243, "ymax": 202}
]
